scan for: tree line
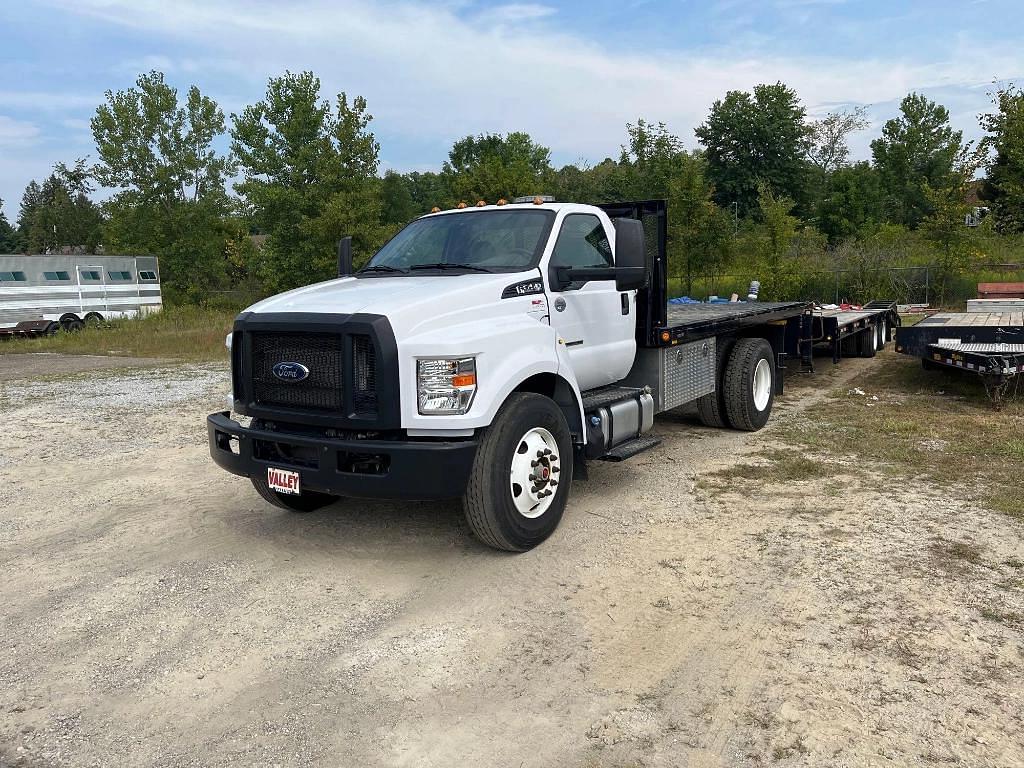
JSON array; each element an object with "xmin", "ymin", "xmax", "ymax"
[{"xmin": 0, "ymin": 70, "xmax": 1022, "ymax": 305}]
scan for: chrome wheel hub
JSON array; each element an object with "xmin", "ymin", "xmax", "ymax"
[{"xmin": 509, "ymin": 427, "xmax": 561, "ymax": 518}]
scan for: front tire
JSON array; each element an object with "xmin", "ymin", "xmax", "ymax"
[
  {"xmin": 463, "ymin": 393, "xmax": 573, "ymax": 552},
  {"xmin": 250, "ymin": 476, "xmax": 340, "ymax": 512},
  {"xmin": 723, "ymin": 338, "xmax": 775, "ymax": 431}
]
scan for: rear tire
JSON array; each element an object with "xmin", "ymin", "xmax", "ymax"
[
  {"xmin": 857, "ymin": 327, "xmax": 876, "ymax": 358},
  {"xmin": 463, "ymin": 393, "xmax": 573, "ymax": 552},
  {"xmin": 697, "ymin": 340, "xmax": 731, "ymax": 428},
  {"xmin": 723, "ymin": 338, "xmax": 775, "ymax": 432},
  {"xmin": 250, "ymin": 476, "xmax": 340, "ymax": 513}
]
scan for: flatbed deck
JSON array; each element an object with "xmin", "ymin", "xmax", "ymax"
[{"xmin": 659, "ymin": 301, "xmax": 808, "ymax": 345}]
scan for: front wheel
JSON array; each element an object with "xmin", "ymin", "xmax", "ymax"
[{"xmin": 463, "ymin": 393, "xmax": 573, "ymax": 552}]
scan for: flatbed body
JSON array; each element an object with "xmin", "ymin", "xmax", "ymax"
[{"xmin": 657, "ymin": 301, "xmax": 808, "ymax": 345}]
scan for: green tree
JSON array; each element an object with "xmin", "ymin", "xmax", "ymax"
[
  {"xmin": 870, "ymin": 93, "xmax": 963, "ymax": 228},
  {"xmin": 16, "ymin": 160, "xmax": 103, "ymax": 253},
  {"xmin": 0, "ymin": 199, "xmax": 23, "ymax": 252},
  {"xmin": 443, "ymin": 132, "xmax": 553, "ymax": 203},
  {"xmin": 816, "ymin": 162, "xmax": 887, "ymax": 243},
  {"xmin": 380, "ymin": 170, "xmax": 418, "ymax": 226},
  {"xmin": 232, "ymin": 71, "xmax": 386, "ymax": 291},
  {"xmin": 695, "ymin": 82, "xmax": 812, "ymax": 216},
  {"xmin": 980, "ymin": 84, "xmax": 1024, "ymax": 233},
  {"xmin": 91, "ymin": 71, "xmax": 235, "ymax": 300}
]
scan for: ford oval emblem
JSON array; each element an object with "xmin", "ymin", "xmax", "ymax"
[{"xmin": 272, "ymin": 361, "xmax": 310, "ymax": 382}]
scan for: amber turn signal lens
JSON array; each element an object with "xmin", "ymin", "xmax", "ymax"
[
  {"xmin": 661, "ymin": 331, "xmax": 670, "ymax": 341},
  {"xmin": 452, "ymin": 374, "xmax": 476, "ymax": 388}
]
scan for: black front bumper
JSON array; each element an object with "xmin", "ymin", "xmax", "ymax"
[{"xmin": 207, "ymin": 412, "xmax": 478, "ymax": 500}]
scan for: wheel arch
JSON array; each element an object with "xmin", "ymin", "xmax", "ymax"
[{"xmin": 511, "ymin": 372, "xmax": 584, "ymax": 443}]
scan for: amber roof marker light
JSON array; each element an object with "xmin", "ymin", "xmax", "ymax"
[
  {"xmin": 496, "ymin": 198, "xmax": 508, "ymax": 206},
  {"xmin": 476, "ymin": 200, "xmax": 487, "ymax": 207},
  {"xmin": 456, "ymin": 202, "xmax": 467, "ymax": 209},
  {"xmin": 430, "ymin": 206, "xmax": 441, "ymax": 213}
]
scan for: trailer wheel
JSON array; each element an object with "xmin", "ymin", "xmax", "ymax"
[
  {"xmin": 857, "ymin": 327, "xmax": 876, "ymax": 358},
  {"xmin": 44, "ymin": 322, "xmax": 60, "ymax": 336},
  {"xmin": 84, "ymin": 312, "xmax": 104, "ymax": 328},
  {"xmin": 463, "ymin": 392, "xmax": 573, "ymax": 552},
  {"xmin": 250, "ymin": 475, "xmax": 340, "ymax": 513},
  {"xmin": 723, "ymin": 338, "xmax": 775, "ymax": 432}
]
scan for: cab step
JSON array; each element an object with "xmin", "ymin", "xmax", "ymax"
[{"xmin": 599, "ymin": 435, "xmax": 662, "ymax": 462}]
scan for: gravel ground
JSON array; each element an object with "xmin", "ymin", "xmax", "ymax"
[{"xmin": 0, "ymin": 354, "xmax": 1021, "ymax": 767}]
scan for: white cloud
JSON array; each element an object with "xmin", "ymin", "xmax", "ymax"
[
  {"xmin": 0, "ymin": 115, "xmax": 41, "ymax": 147},
  {"xmin": 42, "ymin": 0, "xmax": 1022, "ymax": 169}
]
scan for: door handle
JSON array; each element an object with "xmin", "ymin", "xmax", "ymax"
[{"xmin": 620, "ymin": 293, "xmax": 629, "ymax": 315}]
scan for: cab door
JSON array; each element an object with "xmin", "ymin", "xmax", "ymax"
[{"xmin": 545, "ymin": 213, "xmax": 636, "ymax": 391}]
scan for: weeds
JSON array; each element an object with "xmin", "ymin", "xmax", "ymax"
[{"xmin": 0, "ymin": 305, "xmax": 237, "ymax": 362}]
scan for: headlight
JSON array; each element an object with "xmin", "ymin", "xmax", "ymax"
[{"xmin": 417, "ymin": 357, "xmax": 477, "ymax": 415}]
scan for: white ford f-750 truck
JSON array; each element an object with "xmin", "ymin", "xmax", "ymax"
[{"xmin": 208, "ymin": 199, "xmax": 806, "ymax": 551}]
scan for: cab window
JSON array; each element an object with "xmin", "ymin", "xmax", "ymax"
[{"xmin": 550, "ymin": 214, "xmax": 613, "ymax": 269}]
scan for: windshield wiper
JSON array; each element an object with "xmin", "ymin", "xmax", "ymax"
[
  {"xmin": 409, "ymin": 262, "xmax": 494, "ymax": 273},
  {"xmin": 359, "ymin": 264, "xmax": 408, "ymax": 274}
]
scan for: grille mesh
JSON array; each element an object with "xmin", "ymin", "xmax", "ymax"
[
  {"xmin": 352, "ymin": 334, "xmax": 378, "ymax": 416},
  {"xmin": 251, "ymin": 332, "xmax": 344, "ymax": 412}
]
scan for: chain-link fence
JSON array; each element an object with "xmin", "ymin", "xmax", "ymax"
[{"xmin": 669, "ymin": 264, "xmax": 1024, "ymax": 307}]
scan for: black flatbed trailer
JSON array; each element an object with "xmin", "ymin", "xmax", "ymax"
[
  {"xmin": 799, "ymin": 300, "xmax": 901, "ymax": 368},
  {"xmin": 896, "ymin": 312, "xmax": 1024, "ymax": 407}
]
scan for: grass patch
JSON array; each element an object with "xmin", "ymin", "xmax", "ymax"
[
  {"xmin": 776, "ymin": 353, "xmax": 1024, "ymax": 519},
  {"xmin": 930, "ymin": 538, "xmax": 984, "ymax": 573},
  {"xmin": 0, "ymin": 305, "xmax": 237, "ymax": 362},
  {"xmin": 980, "ymin": 607, "xmax": 1024, "ymax": 629},
  {"xmin": 707, "ymin": 449, "xmax": 840, "ymax": 485}
]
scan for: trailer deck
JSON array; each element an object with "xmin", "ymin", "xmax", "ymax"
[
  {"xmin": 896, "ymin": 312, "xmax": 1024, "ymax": 407},
  {"xmin": 659, "ymin": 301, "xmax": 808, "ymax": 345},
  {"xmin": 800, "ymin": 300, "xmax": 901, "ymax": 367}
]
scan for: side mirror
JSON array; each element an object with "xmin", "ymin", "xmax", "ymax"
[
  {"xmin": 612, "ymin": 218, "xmax": 648, "ymax": 291},
  {"xmin": 337, "ymin": 236, "xmax": 353, "ymax": 277}
]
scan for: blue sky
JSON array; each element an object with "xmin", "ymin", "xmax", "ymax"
[{"xmin": 1, "ymin": 0, "xmax": 1022, "ymax": 219}]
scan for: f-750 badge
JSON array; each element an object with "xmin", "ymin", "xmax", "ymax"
[{"xmin": 501, "ymin": 280, "xmax": 544, "ymax": 299}]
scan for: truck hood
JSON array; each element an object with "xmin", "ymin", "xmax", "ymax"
[{"xmin": 244, "ymin": 272, "xmax": 541, "ymax": 334}]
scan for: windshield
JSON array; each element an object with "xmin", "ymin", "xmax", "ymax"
[{"xmin": 362, "ymin": 209, "xmax": 554, "ymax": 274}]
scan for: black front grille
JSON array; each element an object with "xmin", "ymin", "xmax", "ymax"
[
  {"xmin": 352, "ymin": 334, "xmax": 377, "ymax": 416},
  {"xmin": 251, "ymin": 331, "xmax": 345, "ymax": 412}
]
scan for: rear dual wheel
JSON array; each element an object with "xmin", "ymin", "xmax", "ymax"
[
  {"xmin": 722, "ymin": 338, "xmax": 776, "ymax": 431},
  {"xmin": 698, "ymin": 338, "xmax": 776, "ymax": 432}
]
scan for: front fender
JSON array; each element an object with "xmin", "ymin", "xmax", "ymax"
[{"xmin": 399, "ymin": 316, "xmax": 569, "ymax": 431}]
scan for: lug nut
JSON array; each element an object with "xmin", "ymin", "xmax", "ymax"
[{"xmin": 551, "ymin": 466, "xmax": 560, "ymax": 473}]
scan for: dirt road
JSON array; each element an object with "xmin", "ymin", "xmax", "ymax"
[{"xmin": 1, "ymin": 354, "xmax": 1021, "ymax": 767}]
